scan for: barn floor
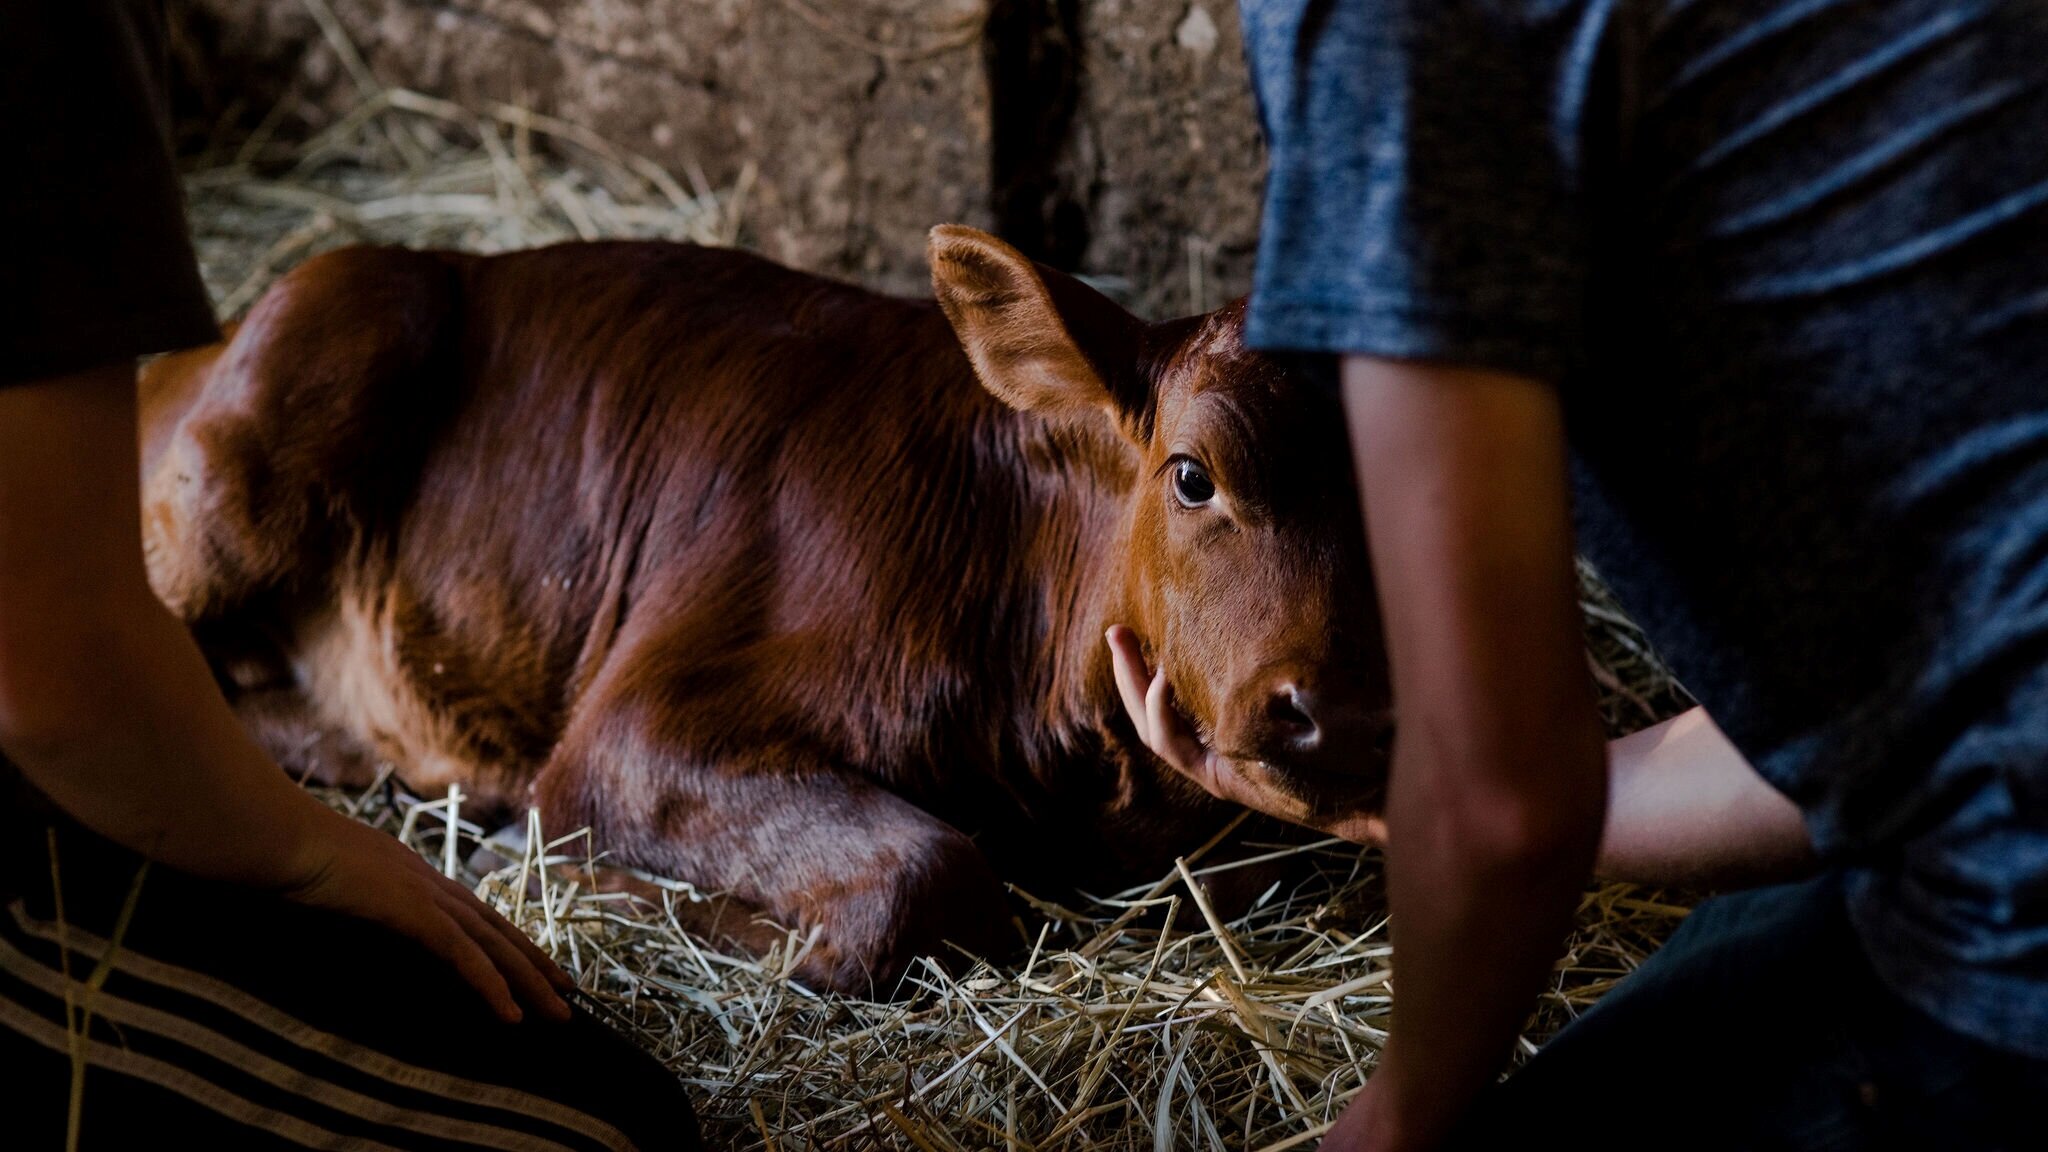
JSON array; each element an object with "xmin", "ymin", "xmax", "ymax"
[{"xmin": 178, "ymin": 87, "xmax": 1695, "ymax": 1152}]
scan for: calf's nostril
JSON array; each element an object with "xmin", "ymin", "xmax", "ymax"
[{"xmin": 1265, "ymin": 686, "xmax": 1321, "ymax": 751}]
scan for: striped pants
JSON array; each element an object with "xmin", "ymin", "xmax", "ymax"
[{"xmin": 0, "ymin": 820, "xmax": 702, "ymax": 1151}]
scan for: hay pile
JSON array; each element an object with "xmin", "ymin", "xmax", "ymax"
[
  {"xmin": 183, "ymin": 80, "xmax": 1694, "ymax": 1152},
  {"xmin": 184, "ymin": 86, "xmax": 741, "ymax": 318}
]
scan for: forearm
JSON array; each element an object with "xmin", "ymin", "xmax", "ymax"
[
  {"xmin": 1341, "ymin": 354, "xmax": 1608, "ymax": 1148},
  {"xmin": 0, "ymin": 583, "xmax": 327, "ymax": 886},
  {"xmin": 1600, "ymin": 707, "xmax": 1814, "ymax": 888},
  {"xmin": 1368, "ymin": 647, "xmax": 1607, "ymax": 1145},
  {"xmin": 1373, "ymin": 715, "xmax": 1604, "ymax": 1144}
]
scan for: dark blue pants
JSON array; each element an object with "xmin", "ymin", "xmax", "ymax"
[{"xmin": 1452, "ymin": 875, "xmax": 2048, "ymax": 1151}]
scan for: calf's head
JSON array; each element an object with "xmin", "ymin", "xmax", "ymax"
[{"xmin": 930, "ymin": 226, "xmax": 1391, "ymax": 817}]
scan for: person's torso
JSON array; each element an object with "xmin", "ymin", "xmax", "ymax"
[{"xmin": 1564, "ymin": 0, "xmax": 2048, "ymax": 1053}]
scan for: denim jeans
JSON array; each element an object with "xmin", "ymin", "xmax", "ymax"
[{"xmin": 1450, "ymin": 874, "xmax": 2048, "ymax": 1150}]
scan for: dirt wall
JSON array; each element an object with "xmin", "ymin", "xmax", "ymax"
[{"xmin": 174, "ymin": 0, "xmax": 1265, "ymax": 309}]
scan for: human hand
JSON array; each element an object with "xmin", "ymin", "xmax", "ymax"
[
  {"xmin": 1104, "ymin": 626, "xmax": 1387, "ymax": 845},
  {"xmin": 1318, "ymin": 1077, "xmax": 1433, "ymax": 1152},
  {"xmin": 279, "ymin": 806, "xmax": 574, "ymax": 1025},
  {"xmin": 1321, "ymin": 1088, "xmax": 1374, "ymax": 1152}
]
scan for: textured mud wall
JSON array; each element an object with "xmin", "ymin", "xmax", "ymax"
[
  {"xmin": 174, "ymin": 0, "xmax": 1264, "ymax": 309},
  {"xmin": 1068, "ymin": 0, "xmax": 1264, "ymax": 316}
]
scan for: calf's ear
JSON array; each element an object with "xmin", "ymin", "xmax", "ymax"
[{"xmin": 929, "ymin": 225, "xmax": 1147, "ymax": 434}]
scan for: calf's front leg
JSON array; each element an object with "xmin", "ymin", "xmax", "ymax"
[{"xmin": 532, "ymin": 686, "xmax": 1015, "ymax": 995}]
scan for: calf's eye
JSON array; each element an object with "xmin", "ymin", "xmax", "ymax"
[{"xmin": 1171, "ymin": 458, "xmax": 1216, "ymax": 508}]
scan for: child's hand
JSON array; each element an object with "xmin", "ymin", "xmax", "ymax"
[{"xmin": 1105, "ymin": 626, "xmax": 1386, "ymax": 845}]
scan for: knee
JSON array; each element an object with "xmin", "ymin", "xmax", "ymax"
[{"xmin": 553, "ymin": 1011, "xmax": 705, "ymax": 1152}]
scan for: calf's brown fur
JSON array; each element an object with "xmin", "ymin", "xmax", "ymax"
[{"xmin": 139, "ymin": 229, "xmax": 1388, "ymax": 993}]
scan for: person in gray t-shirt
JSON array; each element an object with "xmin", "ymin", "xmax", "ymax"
[{"xmin": 1112, "ymin": 2, "xmax": 2048, "ymax": 1148}]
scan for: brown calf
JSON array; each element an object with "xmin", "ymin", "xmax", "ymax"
[{"xmin": 138, "ymin": 228, "xmax": 1388, "ymax": 993}]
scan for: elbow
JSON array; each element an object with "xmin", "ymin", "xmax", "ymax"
[
  {"xmin": 0, "ymin": 670, "xmax": 98, "ymax": 766},
  {"xmin": 1432, "ymin": 791, "xmax": 1604, "ymax": 881},
  {"xmin": 1401, "ymin": 741, "xmax": 1608, "ymax": 878},
  {"xmin": 0, "ymin": 561, "xmax": 183, "ymax": 767},
  {"xmin": 1479, "ymin": 796, "xmax": 1603, "ymax": 877},
  {"xmin": 0, "ymin": 618, "xmax": 122, "ymax": 764}
]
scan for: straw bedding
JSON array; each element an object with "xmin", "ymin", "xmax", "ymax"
[{"xmin": 179, "ymin": 78, "xmax": 1696, "ymax": 1152}]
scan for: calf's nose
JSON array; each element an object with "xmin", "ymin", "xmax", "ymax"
[
  {"xmin": 1264, "ymin": 683, "xmax": 1323, "ymax": 755},
  {"xmin": 1223, "ymin": 665, "xmax": 1389, "ymax": 773}
]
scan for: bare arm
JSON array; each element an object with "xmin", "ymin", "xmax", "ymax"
[
  {"xmin": 1316, "ymin": 356, "xmax": 1607, "ymax": 1150},
  {"xmin": 0, "ymin": 363, "xmax": 570, "ymax": 1024},
  {"xmin": 1107, "ymin": 640, "xmax": 1815, "ymax": 890},
  {"xmin": 1601, "ymin": 706, "xmax": 1813, "ymax": 888}
]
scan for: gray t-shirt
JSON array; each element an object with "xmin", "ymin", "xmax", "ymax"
[
  {"xmin": 2, "ymin": 0, "xmax": 217, "ymax": 384},
  {"xmin": 1242, "ymin": 0, "xmax": 2048, "ymax": 1057}
]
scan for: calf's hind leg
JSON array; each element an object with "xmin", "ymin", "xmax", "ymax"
[
  {"xmin": 138, "ymin": 246, "xmax": 461, "ymax": 622},
  {"xmin": 534, "ymin": 688, "xmax": 1015, "ymax": 995}
]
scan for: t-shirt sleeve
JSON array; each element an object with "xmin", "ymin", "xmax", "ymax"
[
  {"xmin": 0, "ymin": 0, "xmax": 219, "ymax": 386},
  {"xmin": 1239, "ymin": 0, "xmax": 1602, "ymax": 382}
]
